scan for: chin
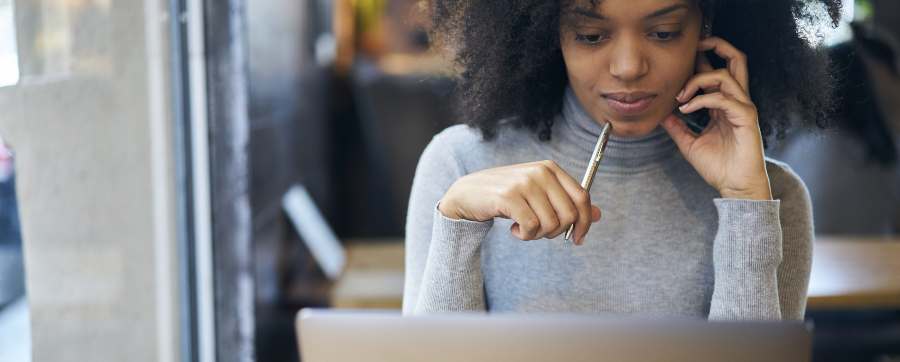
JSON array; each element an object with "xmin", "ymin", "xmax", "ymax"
[
  {"xmin": 591, "ymin": 104, "xmax": 666, "ymax": 137},
  {"xmin": 606, "ymin": 117, "xmax": 663, "ymax": 138}
]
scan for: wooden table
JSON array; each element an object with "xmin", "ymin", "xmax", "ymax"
[
  {"xmin": 330, "ymin": 239, "xmax": 405, "ymax": 309},
  {"xmin": 807, "ymin": 237, "xmax": 900, "ymax": 309},
  {"xmin": 330, "ymin": 237, "xmax": 900, "ymax": 311}
]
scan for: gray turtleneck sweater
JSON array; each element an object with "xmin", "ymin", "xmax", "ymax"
[{"xmin": 403, "ymin": 88, "xmax": 813, "ymax": 320}]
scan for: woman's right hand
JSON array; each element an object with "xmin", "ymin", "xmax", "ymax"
[{"xmin": 438, "ymin": 160, "xmax": 602, "ymax": 245}]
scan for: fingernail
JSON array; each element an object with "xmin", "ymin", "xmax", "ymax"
[
  {"xmin": 677, "ymin": 88, "xmax": 685, "ymax": 100},
  {"xmin": 678, "ymin": 104, "xmax": 688, "ymax": 111}
]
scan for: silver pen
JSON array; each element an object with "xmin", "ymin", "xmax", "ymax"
[{"xmin": 564, "ymin": 122, "xmax": 613, "ymax": 242}]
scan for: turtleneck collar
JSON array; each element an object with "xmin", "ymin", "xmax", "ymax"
[{"xmin": 548, "ymin": 86, "xmax": 678, "ymax": 174}]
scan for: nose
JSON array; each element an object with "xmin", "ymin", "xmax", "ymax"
[{"xmin": 608, "ymin": 36, "xmax": 649, "ymax": 82}]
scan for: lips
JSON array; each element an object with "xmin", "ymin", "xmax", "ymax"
[{"xmin": 602, "ymin": 91, "xmax": 657, "ymax": 116}]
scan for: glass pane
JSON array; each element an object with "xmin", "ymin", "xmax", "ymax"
[
  {"xmin": 0, "ymin": 135, "xmax": 28, "ymax": 362},
  {"xmin": 13, "ymin": 0, "xmax": 111, "ymax": 83},
  {"xmin": 0, "ymin": 0, "xmax": 186, "ymax": 360},
  {"xmin": 0, "ymin": 0, "xmax": 19, "ymax": 87}
]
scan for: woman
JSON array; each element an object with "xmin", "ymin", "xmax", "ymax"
[{"xmin": 403, "ymin": 0, "xmax": 841, "ymax": 320}]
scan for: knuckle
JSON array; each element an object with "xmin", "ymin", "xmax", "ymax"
[
  {"xmin": 522, "ymin": 217, "xmax": 539, "ymax": 232},
  {"xmin": 559, "ymin": 210, "xmax": 577, "ymax": 226},
  {"xmin": 746, "ymin": 103, "xmax": 759, "ymax": 116},
  {"xmin": 533, "ymin": 168, "xmax": 549, "ymax": 180},
  {"xmin": 534, "ymin": 163, "xmax": 553, "ymax": 178},
  {"xmin": 512, "ymin": 177, "xmax": 534, "ymax": 192},
  {"xmin": 542, "ymin": 160, "xmax": 560, "ymax": 171},
  {"xmin": 499, "ymin": 185, "xmax": 518, "ymax": 199},
  {"xmin": 544, "ymin": 218, "xmax": 560, "ymax": 233},
  {"xmin": 573, "ymin": 189, "xmax": 590, "ymax": 204},
  {"xmin": 525, "ymin": 167, "xmax": 544, "ymax": 181}
]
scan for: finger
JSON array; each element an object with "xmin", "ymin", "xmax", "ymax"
[
  {"xmin": 677, "ymin": 92, "xmax": 756, "ymax": 127},
  {"xmin": 506, "ymin": 195, "xmax": 541, "ymax": 240},
  {"xmin": 539, "ymin": 176, "xmax": 579, "ymax": 239},
  {"xmin": 591, "ymin": 205, "xmax": 601, "ymax": 222},
  {"xmin": 699, "ymin": 37, "xmax": 749, "ymax": 92},
  {"xmin": 541, "ymin": 161, "xmax": 592, "ymax": 244},
  {"xmin": 677, "ymin": 69, "xmax": 750, "ymax": 104},
  {"xmin": 521, "ymin": 184, "xmax": 561, "ymax": 239},
  {"xmin": 660, "ymin": 114, "xmax": 698, "ymax": 157}
]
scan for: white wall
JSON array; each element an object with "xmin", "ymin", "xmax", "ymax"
[{"xmin": 0, "ymin": 0, "xmax": 182, "ymax": 361}]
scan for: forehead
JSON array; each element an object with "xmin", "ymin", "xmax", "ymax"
[{"xmin": 565, "ymin": 0, "xmax": 695, "ymax": 21}]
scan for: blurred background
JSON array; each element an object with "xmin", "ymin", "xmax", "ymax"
[{"xmin": 0, "ymin": 0, "xmax": 897, "ymax": 361}]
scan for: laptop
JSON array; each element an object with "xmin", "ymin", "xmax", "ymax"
[{"xmin": 296, "ymin": 308, "xmax": 813, "ymax": 362}]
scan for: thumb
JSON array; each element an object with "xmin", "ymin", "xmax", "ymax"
[
  {"xmin": 661, "ymin": 114, "xmax": 697, "ymax": 157},
  {"xmin": 591, "ymin": 205, "xmax": 601, "ymax": 222}
]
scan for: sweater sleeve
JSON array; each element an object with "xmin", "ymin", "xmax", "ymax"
[
  {"xmin": 402, "ymin": 130, "xmax": 493, "ymax": 316},
  {"xmin": 770, "ymin": 162, "xmax": 814, "ymax": 320},
  {"xmin": 707, "ymin": 161, "xmax": 813, "ymax": 321}
]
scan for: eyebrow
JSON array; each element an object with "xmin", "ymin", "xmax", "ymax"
[
  {"xmin": 644, "ymin": 3, "xmax": 689, "ymax": 19},
  {"xmin": 573, "ymin": 7, "xmax": 605, "ymax": 20},
  {"xmin": 573, "ymin": 3, "xmax": 689, "ymax": 21}
]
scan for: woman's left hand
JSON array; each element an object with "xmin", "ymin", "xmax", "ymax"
[{"xmin": 660, "ymin": 37, "xmax": 773, "ymax": 201}]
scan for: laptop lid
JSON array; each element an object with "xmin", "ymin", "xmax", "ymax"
[{"xmin": 296, "ymin": 308, "xmax": 812, "ymax": 362}]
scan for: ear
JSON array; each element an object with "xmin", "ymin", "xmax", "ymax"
[
  {"xmin": 699, "ymin": 4, "xmax": 714, "ymax": 39},
  {"xmin": 701, "ymin": 20, "xmax": 712, "ymax": 38}
]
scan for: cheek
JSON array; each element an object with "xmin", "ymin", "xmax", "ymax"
[
  {"xmin": 561, "ymin": 49, "xmax": 595, "ymax": 86},
  {"xmin": 560, "ymin": 38, "xmax": 604, "ymax": 88},
  {"xmin": 643, "ymin": 50, "xmax": 696, "ymax": 115},
  {"xmin": 653, "ymin": 51, "xmax": 696, "ymax": 95}
]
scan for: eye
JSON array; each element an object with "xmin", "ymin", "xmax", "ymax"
[
  {"xmin": 648, "ymin": 31, "xmax": 681, "ymax": 41},
  {"xmin": 575, "ymin": 33, "xmax": 608, "ymax": 45}
]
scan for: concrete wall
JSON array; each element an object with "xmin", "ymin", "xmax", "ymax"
[{"xmin": 0, "ymin": 0, "xmax": 182, "ymax": 361}]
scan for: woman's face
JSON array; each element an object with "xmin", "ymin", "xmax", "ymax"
[{"xmin": 560, "ymin": 0, "xmax": 704, "ymax": 137}]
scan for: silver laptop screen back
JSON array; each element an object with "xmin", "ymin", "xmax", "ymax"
[{"xmin": 296, "ymin": 309, "xmax": 811, "ymax": 362}]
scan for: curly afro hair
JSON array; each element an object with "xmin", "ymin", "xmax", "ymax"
[{"xmin": 429, "ymin": 0, "xmax": 843, "ymax": 142}]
